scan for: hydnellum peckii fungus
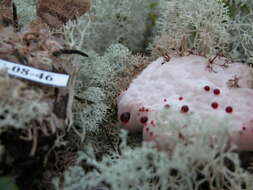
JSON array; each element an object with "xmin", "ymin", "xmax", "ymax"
[
  {"xmin": 118, "ymin": 54, "xmax": 253, "ymax": 151},
  {"xmin": 0, "ymin": 0, "xmax": 89, "ymax": 156}
]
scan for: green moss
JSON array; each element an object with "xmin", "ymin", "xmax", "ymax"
[{"xmin": 0, "ymin": 177, "xmax": 18, "ymax": 190}]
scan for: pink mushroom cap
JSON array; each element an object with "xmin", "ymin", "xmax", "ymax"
[{"xmin": 117, "ymin": 55, "xmax": 253, "ymax": 151}]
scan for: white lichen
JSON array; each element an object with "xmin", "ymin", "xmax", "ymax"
[
  {"xmin": 152, "ymin": 0, "xmax": 231, "ymax": 57},
  {"xmin": 55, "ymin": 130, "xmax": 253, "ymax": 190}
]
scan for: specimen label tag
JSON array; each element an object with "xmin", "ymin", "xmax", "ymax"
[{"xmin": 0, "ymin": 59, "xmax": 69, "ymax": 87}]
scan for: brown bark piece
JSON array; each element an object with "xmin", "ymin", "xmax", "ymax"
[
  {"xmin": 1, "ymin": 0, "xmax": 12, "ymax": 7},
  {"xmin": 0, "ymin": 0, "xmax": 12, "ymax": 26},
  {"xmin": 0, "ymin": 15, "xmax": 79, "ymax": 155},
  {"xmin": 37, "ymin": 0, "xmax": 90, "ymax": 28}
]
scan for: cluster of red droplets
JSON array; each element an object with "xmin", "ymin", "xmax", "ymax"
[
  {"xmin": 161, "ymin": 85, "xmax": 234, "ymax": 115},
  {"xmin": 120, "ymin": 85, "xmax": 234, "ymax": 126},
  {"xmin": 139, "ymin": 107, "xmax": 149, "ymax": 112},
  {"xmin": 144, "ymin": 120, "xmax": 156, "ymax": 137},
  {"xmin": 138, "ymin": 107, "xmax": 149, "ymax": 124},
  {"xmin": 142, "ymin": 85, "xmax": 236, "ymax": 138},
  {"xmin": 204, "ymin": 85, "xmax": 233, "ymax": 113},
  {"xmin": 204, "ymin": 85, "xmax": 220, "ymax": 95},
  {"xmin": 163, "ymin": 97, "xmax": 189, "ymax": 113}
]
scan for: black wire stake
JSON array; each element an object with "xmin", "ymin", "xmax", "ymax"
[
  {"xmin": 12, "ymin": 3, "xmax": 19, "ymax": 32},
  {"xmin": 52, "ymin": 49, "xmax": 88, "ymax": 57}
]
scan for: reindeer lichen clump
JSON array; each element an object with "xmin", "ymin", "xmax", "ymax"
[
  {"xmin": 54, "ymin": 131, "xmax": 253, "ymax": 190},
  {"xmin": 152, "ymin": 0, "xmax": 231, "ymax": 57},
  {"xmin": 0, "ymin": 0, "xmax": 88, "ymax": 158}
]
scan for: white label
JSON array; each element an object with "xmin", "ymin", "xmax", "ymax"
[{"xmin": 0, "ymin": 59, "xmax": 69, "ymax": 87}]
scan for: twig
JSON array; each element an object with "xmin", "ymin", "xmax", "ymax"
[{"xmin": 102, "ymin": 126, "xmax": 118, "ymax": 153}]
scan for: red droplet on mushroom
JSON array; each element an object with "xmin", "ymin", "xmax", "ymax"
[
  {"xmin": 120, "ymin": 112, "xmax": 131, "ymax": 123},
  {"xmin": 179, "ymin": 97, "xmax": 183, "ymax": 101},
  {"xmin": 211, "ymin": 102, "xmax": 219, "ymax": 109},
  {"xmin": 140, "ymin": 116, "xmax": 148, "ymax": 124},
  {"xmin": 242, "ymin": 126, "xmax": 246, "ymax": 130},
  {"xmin": 225, "ymin": 106, "xmax": 233, "ymax": 113},
  {"xmin": 213, "ymin": 88, "xmax": 220, "ymax": 95},
  {"xmin": 204, "ymin": 85, "xmax": 210, "ymax": 91},
  {"xmin": 145, "ymin": 109, "xmax": 149, "ymax": 112},
  {"xmin": 163, "ymin": 98, "xmax": 167, "ymax": 102},
  {"xmin": 149, "ymin": 132, "xmax": 154, "ymax": 136},
  {"xmin": 181, "ymin": 105, "xmax": 189, "ymax": 113},
  {"xmin": 145, "ymin": 127, "xmax": 149, "ymax": 132}
]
